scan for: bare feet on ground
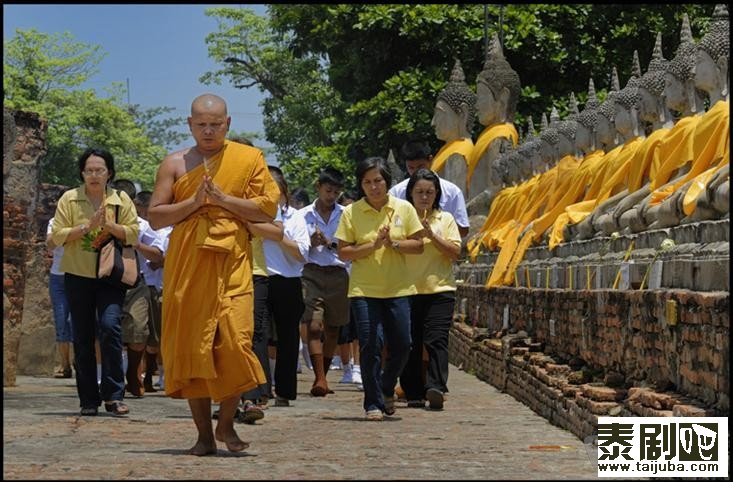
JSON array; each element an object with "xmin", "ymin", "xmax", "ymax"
[
  {"xmin": 189, "ymin": 437, "xmax": 217, "ymax": 456},
  {"xmin": 215, "ymin": 426, "xmax": 250, "ymax": 452}
]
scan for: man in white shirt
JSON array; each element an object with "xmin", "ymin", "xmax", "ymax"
[{"xmin": 389, "ymin": 140, "xmax": 470, "ymax": 238}]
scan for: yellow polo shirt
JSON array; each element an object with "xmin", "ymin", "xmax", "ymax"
[
  {"xmin": 251, "ymin": 237, "xmax": 267, "ymax": 276},
  {"xmin": 51, "ymin": 186, "xmax": 139, "ymax": 279},
  {"xmin": 335, "ymin": 195, "xmax": 423, "ymax": 298},
  {"xmin": 405, "ymin": 210, "xmax": 461, "ymax": 294}
]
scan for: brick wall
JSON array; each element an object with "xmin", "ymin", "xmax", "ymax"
[
  {"xmin": 17, "ymin": 184, "xmax": 70, "ymax": 376},
  {"xmin": 450, "ymin": 285, "xmax": 729, "ymax": 439},
  {"xmin": 3, "ymin": 108, "xmax": 46, "ymax": 386}
]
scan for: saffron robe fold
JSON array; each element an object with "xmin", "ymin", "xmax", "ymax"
[
  {"xmin": 467, "ymin": 123, "xmax": 518, "ymax": 184},
  {"xmin": 162, "ymin": 141, "xmax": 280, "ymax": 401},
  {"xmin": 432, "ymin": 138, "xmax": 474, "ymax": 174}
]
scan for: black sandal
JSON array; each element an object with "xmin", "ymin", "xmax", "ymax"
[{"xmin": 104, "ymin": 401, "xmax": 129, "ymax": 416}]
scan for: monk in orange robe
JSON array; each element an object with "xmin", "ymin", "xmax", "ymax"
[{"xmin": 149, "ymin": 94, "xmax": 279, "ymax": 456}]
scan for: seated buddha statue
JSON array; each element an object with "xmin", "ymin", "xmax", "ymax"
[
  {"xmin": 430, "ymin": 58, "xmax": 476, "ymax": 199},
  {"xmin": 466, "ymin": 33, "xmax": 520, "ymax": 212},
  {"xmin": 681, "ymin": 4, "xmax": 729, "ymax": 222},
  {"xmin": 620, "ymin": 12, "xmax": 728, "ymax": 231}
]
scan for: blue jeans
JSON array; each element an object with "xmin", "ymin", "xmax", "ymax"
[
  {"xmin": 351, "ymin": 297, "xmax": 412, "ymax": 413},
  {"xmin": 49, "ymin": 273, "xmax": 73, "ymax": 342},
  {"xmin": 65, "ymin": 273, "xmax": 126, "ymax": 408}
]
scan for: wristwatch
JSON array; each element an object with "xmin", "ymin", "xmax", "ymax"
[{"xmin": 391, "ymin": 240, "xmax": 400, "ymax": 250}]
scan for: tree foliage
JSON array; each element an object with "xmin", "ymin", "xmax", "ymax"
[
  {"xmin": 3, "ymin": 28, "xmax": 184, "ymax": 190},
  {"xmin": 202, "ymin": 5, "xmax": 714, "ymax": 188}
]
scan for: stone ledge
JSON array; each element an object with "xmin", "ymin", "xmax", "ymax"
[{"xmin": 449, "ymin": 323, "xmax": 723, "ymax": 441}]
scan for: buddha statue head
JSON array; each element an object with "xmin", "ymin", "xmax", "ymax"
[
  {"xmin": 432, "ymin": 59, "xmax": 477, "ymax": 142},
  {"xmin": 614, "ymin": 51, "xmax": 643, "ymax": 139},
  {"xmin": 665, "ymin": 13, "xmax": 705, "ymax": 115},
  {"xmin": 638, "ymin": 32, "xmax": 671, "ymax": 126},
  {"xmin": 539, "ymin": 108, "xmax": 562, "ymax": 165},
  {"xmin": 596, "ymin": 67, "xmax": 621, "ymax": 149},
  {"xmin": 503, "ymin": 150, "xmax": 524, "ymax": 186},
  {"xmin": 555, "ymin": 94, "xmax": 580, "ymax": 157},
  {"xmin": 475, "ymin": 34, "xmax": 521, "ymax": 126},
  {"xmin": 694, "ymin": 4, "xmax": 729, "ymax": 104},
  {"xmin": 575, "ymin": 78, "xmax": 601, "ymax": 154},
  {"xmin": 517, "ymin": 117, "xmax": 544, "ymax": 174}
]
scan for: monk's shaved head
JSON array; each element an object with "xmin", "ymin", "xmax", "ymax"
[{"xmin": 191, "ymin": 94, "xmax": 228, "ymax": 116}]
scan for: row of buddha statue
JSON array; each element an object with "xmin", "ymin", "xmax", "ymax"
[{"xmin": 429, "ymin": 5, "xmax": 729, "ymax": 288}]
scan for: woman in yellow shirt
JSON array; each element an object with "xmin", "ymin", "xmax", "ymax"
[
  {"xmin": 335, "ymin": 156, "xmax": 424, "ymax": 421},
  {"xmin": 50, "ymin": 148, "xmax": 139, "ymax": 417},
  {"xmin": 400, "ymin": 169, "xmax": 461, "ymax": 411}
]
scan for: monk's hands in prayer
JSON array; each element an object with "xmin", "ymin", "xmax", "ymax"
[
  {"xmin": 203, "ymin": 175, "xmax": 228, "ymax": 206},
  {"xmin": 193, "ymin": 177, "xmax": 207, "ymax": 208}
]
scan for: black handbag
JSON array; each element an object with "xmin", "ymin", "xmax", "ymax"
[{"xmin": 96, "ymin": 196, "xmax": 140, "ymax": 290}]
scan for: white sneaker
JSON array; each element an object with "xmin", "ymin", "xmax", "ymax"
[
  {"xmin": 330, "ymin": 355, "xmax": 342, "ymax": 370},
  {"xmin": 352, "ymin": 365, "xmax": 362, "ymax": 386},
  {"xmin": 339, "ymin": 363, "xmax": 353, "ymax": 383}
]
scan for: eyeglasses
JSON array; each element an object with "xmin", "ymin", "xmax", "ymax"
[{"xmin": 82, "ymin": 168, "xmax": 108, "ymax": 177}]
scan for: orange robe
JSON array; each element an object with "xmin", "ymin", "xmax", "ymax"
[
  {"xmin": 431, "ymin": 138, "xmax": 474, "ymax": 174},
  {"xmin": 467, "ymin": 123, "xmax": 518, "ymax": 184},
  {"xmin": 162, "ymin": 141, "xmax": 279, "ymax": 401},
  {"xmin": 650, "ymin": 100, "xmax": 729, "ymax": 205}
]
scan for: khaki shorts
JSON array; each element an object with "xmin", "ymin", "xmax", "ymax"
[
  {"xmin": 147, "ymin": 286, "xmax": 162, "ymax": 347},
  {"xmin": 301, "ymin": 264, "xmax": 349, "ymax": 327},
  {"xmin": 121, "ymin": 279, "xmax": 151, "ymax": 344}
]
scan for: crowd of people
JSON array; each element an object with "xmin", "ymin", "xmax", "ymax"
[{"xmin": 49, "ymin": 93, "xmax": 469, "ymax": 455}]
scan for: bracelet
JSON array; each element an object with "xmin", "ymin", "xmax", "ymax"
[
  {"xmin": 391, "ymin": 240, "xmax": 400, "ymax": 250},
  {"xmin": 80, "ymin": 223, "xmax": 89, "ymax": 235}
]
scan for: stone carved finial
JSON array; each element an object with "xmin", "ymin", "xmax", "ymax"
[
  {"xmin": 568, "ymin": 92, "xmax": 580, "ymax": 118},
  {"xmin": 541, "ymin": 113, "xmax": 549, "ymax": 130},
  {"xmin": 517, "ymin": 124, "xmax": 524, "ymax": 142},
  {"xmin": 549, "ymin": 107, "xmax": 560, "ymax": 125},
  {"xmin": 437, "ymin": 58, "xmax": 477, "ymax": 132},
  {"xmin": 526, "ymin": 116, "xmax": 535, "ymax": 139},
  {"xmin": 616, "ymin": 51, "xmax": 643, "ymax": 109},
  {"xmin": 477, "ymin": 32, "xmax": 521, "ymax": 123},
  {"xmin": 640, "ymin": 33, "xmax": 669, "ymax": 97},
  {"xmin": 631, "ymin": 50, "xmax": 642, "ymax": 79},
  {"xmin": 450, "ymin": 58, "xmax": 466, "ymax": 83},
  {"xmin": 680, "ymin": 13, "xmax": 693, "ymax": 45},
  {"xmin": 668, "ymin": 13, "xmax": 698, "ymax": 82},
  {"xmin": 651, "ymin": 32, "xmax": 664, "ymax": 66},
  {"xmin": 540, "ymin": 109, "xmax": 560, "ymax": 147},
  {"xmin": 577, "ymin": 78, "xmax": 600, "ymax": 130},
  {"xmin": 486, "ymin": 33, "xmax": 505, "ymax": 63},
  {"xmin": 586, "ymin": 78, "xmax": 599, "ymax": 109},
  {"xmin": 699, "ymin": 4, "xmax": 729, "ymax": 64},
  {"xmin": 598, "ymin": 67, "xmax": 620, "ymax": 121},
  {"xmin": 611, "ymin": 67, "xmax": 620, "ymax": 92}
]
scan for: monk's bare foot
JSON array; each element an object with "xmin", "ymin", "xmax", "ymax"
[
  {"xmin": 189, "ymin": 439, "xmax": 217, "ymax": 456},
  {"xmin": 215, "ymin": 426, "xmax": 250, "ymax": 452}
]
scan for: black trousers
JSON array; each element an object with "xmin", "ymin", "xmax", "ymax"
[
  {"xmin": 400, "ymin": 292, "xmax": 455, "ymax": 400},
  {"xmin": 242, "ymin": 275, "xmax": 271, "ymax": 401},
  {"xmin": 267, "ymin": 275, "xmax": 304, "ymax": 400}
]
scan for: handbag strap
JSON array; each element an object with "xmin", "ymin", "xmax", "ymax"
[{"xmin": 114, "ymin": 189, "xmax": 120, "ymax": 223}]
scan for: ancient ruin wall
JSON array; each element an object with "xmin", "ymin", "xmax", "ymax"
[
  {"xmin": 453, "ymin": 285, "xmax": 729, "ymax": 412},
  {"xmin": 3, "ymin": 108, "xmax": 46, "ymax": 386}
]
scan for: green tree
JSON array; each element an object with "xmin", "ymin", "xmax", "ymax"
[
  {"xmin": 3, "ymin": 28, "xmax": 182, "ymax": 189},
  {"xmin": 202, "ymin": 5, "xmax": 714, "ymax": 184}
]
